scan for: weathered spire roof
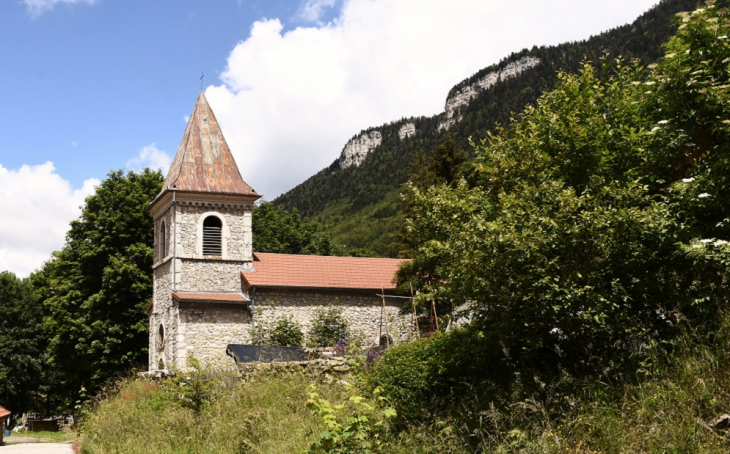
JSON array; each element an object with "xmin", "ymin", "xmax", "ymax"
[{"xmin": 157, "ymin": 91, "xmax": 259, "ymax": 199}]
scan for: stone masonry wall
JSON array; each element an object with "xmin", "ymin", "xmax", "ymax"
[
  {"xmin": 178, "ymin": 203, "xmax": 253, "ymax": 261},
  {"xmin": 154, "ymin": 206, "xmax": 174, "ymax": 264},
  {"xmin": 179, "ymin": 259, "xmax": 249, "ymax": 292},
  {"xmin": 178, "ymin": 303, "xmax": 252, "ymax": 369},
  {"xmin": 253, "ymin": 288, "xmax": 413, "ymax": 347},
  {"xmin": 150, "ymin": 260, "xmax": 178, "ymax": 371}
]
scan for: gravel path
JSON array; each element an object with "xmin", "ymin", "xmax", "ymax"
[
  {"xmin": 3, "ymin": 437, "xmax": 52, "ymax": 444},
  {"xmin": 1, "ymin": 442, "xmax": 74, "ymax": 453}
]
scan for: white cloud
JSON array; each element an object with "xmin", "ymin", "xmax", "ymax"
[
  {"xmin": 297, "ymin": 0, "xmax": 340, "ymax": 23},
  {"xmin": 207, "ymin": 0, "xmax": 661, "ymax": 199},
  {"xmin": 127, "ymin": 143, "xmax": 172, "ymax": 175},
  {"xmin": 22, "ymin": 0, "xmax": 97, "ymax": 16},
  {"xmin": 0, "ymin": 162, "xmax": 98, "ymax": 277}
]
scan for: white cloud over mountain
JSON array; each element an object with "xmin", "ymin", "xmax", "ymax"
[
  {"xmin": 207, "ymin": 0, "xmax": 660, "ymax": 200},
  {"xmin": 0, "ymin": 162, "xmax": 98, "ymax": 277}
]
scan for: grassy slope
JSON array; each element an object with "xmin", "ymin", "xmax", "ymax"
[
  {"xmin": 275, "ymin": 0, "xmax": 700, "ymax": 257},
  {"xmin": 78, "ymin": 338, "xmax": 730, "ymax": 453}
]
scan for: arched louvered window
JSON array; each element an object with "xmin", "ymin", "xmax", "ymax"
[
  {"xmin": 202, "ymin": 215, "xmax": 222, "ymax": 256},
  {"xmin": 159, "ymin": 221, "xmax": 167, "ymax": 259}
]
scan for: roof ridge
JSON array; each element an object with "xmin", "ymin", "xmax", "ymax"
[{"xmin": 253, "ymin": 252, "xmax": 406, "ymax": 261}]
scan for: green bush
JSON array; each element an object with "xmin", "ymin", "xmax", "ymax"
[
  {"xmin": 308, "ymin": 305, "xmax": 351, "ymax": 347},
  {"xmin": 365, "ymin": 329, "xmax": 507, "ymax": 423},
  {"xmin": 251, "ymin": 311, "xmax": 305, "ymax": 347},
  {"xmin": 270, "ymin": 314, "xmax": 304, "ymax": 347},
  {"xmin": 306, "ymin": 384, "xmax": 396, "ymax": 454},
  {"xmin": 170, "ymin": 357, "xmax": 215, "ymax": 414}
]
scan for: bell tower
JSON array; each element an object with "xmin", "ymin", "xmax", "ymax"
[{"xmin": 148, "ymin": 91, "xmax": 261, "ymax": 371}]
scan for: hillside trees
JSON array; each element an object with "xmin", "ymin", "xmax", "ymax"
[
  {"xmin": 252, "ymin": 201, "xmax": 346, "ymax": 256},
  {"xmin": 398, "ymin": 2, "xmax": 730, "ymax": 376},
  {"xmin": 40, "ymin": 169, "xmax": 163, "ymax": 404}
]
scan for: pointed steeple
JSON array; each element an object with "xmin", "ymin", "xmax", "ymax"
[{"xmin": 155, "ymin": 91, "xmax": 260, "ymax": 201}]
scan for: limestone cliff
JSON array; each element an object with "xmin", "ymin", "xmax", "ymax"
[
  {"xmin": 398, "ymin": 122, "xmax": 416, "ymax": 140},
  {"xmin": 338, "ymin": 130, "xmax": 383, "ymax": 169},
  {"xmin": 438, "ymin": 56, "xmax": 541, "ymax": 131}
]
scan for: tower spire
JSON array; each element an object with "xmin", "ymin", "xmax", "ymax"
[{"xmin": 152, "ymin": 91, "xmax": 260, "ymax": 206}]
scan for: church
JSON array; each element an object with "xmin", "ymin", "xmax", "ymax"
[{"xmin": 147, "ymin": 92, "xmax": 410, "ymax": 371}]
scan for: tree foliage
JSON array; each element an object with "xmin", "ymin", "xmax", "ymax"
[
  {"xmin": 399, "ymin": 1, "xmax": 730, "ymax": 376},
  {"xmin": 0, "ymin": 271, "xmax": 47, "ymax": 413},
  {"xmin": 252, "ymin": 201, "xmax": 346, "ymax": 256},
  {"xmin": 39, "ymin": 169, "xmax": 163, "ymax": 404},
  {"xmin": 308, "ymin": 306, "xmax": 351, "ymax": 348}
]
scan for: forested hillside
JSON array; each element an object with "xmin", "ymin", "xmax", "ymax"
[{"xmin": 274, "ymin": 0, "xmax": 700, "ymax": 257}]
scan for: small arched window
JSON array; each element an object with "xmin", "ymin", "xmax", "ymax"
[
  {"xmin": 159, "ymin": 221, "xmax": 167, "ymax": 259},
  {"xmin": 158, "ymin": 324, "xmax": 165, "ymax": 350},
  {"xmin": 202, "ymin": 216, "xmax": 222, "ymax": 256},
  {"xmin": 379, "ymin": 334, "xmax": 393, "ymax": 348}
]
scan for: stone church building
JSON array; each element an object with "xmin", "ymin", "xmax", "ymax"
[{"xmin": 147, "ymin": 92, "xmax": 409, "ymax": 371}]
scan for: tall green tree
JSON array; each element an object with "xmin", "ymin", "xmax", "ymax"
[
  {"xmin": 40, "ymin": 169, "xmax": 163, "ymax": 404},
  {"xmin": 398, "ymin": 1, "xmax": 730, "ymax": 376},
  {"xmin": 0, "ymin": 271, "xmax": 46, "ymax": 413}
]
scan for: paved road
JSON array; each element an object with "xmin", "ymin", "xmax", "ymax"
[{"xmin": 1, "ymin": 442, "xmax": 74, "ymax": 453}]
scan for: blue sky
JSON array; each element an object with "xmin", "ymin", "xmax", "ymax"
[
  {"xmin": 1, "ymin": 0, "xmax": 663, "ymax": 276},
  {"xmin": 0, "ymin": 0, "xmax": 322, "ymax": 188}
]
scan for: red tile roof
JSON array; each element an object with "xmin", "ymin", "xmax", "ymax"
[
  {"xmin": 0, "ymin": 405, "xmax": 10, "ymax": 419},
  {"xmin": 172, "ymin": 292, "xmax": 249, "ymax": 304},
  {"xmin": 152, "ymin": 91, "xmax": 260, "ymax": 206},
  {"xmin": 242, "ymin": 253, "xmax": 407, "ymax": 291}
]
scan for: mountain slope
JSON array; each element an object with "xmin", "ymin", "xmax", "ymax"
[{"xmin": 274, "ymin": 0, "xmax": 700, "ymax": 257}]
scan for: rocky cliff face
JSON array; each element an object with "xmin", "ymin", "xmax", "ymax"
[
  {"xmin": 338, "ymin": 131, "xmax": 383, "ymax": 169},
  {"xmin": 398, "ymin": 122, "xmax": 416, "ymax": 140},
  {"xmin": 335, "ymin": 56, "xmax": 539, "ymax": 170},
  {"xmin": 438, "ymin": 56, "xmax": 541, "ymax": 131}
]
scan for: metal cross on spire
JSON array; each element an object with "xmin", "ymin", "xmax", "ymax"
[{"xmin": 200, "ymin": 71, "xmax": 204, "ymax": 91}]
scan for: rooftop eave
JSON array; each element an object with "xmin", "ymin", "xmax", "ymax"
[
  {"xmin": 148, "ymin": 187, "xmax": 262, "ymax": 213},
  {"xmin": 241, "ymin": 272, "xmax": 398, "ymax": 293}
]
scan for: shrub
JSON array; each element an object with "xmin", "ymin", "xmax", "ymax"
[
  {"xmin": 171, "ymin": 357, "xmax": 215, "ymax": 414},
  {"xmin": 365, "ymin": 328, "xmax": 511, "ymax": 423},
  {"xmin": 308, "ymin": 305, "xmax": 350, "ymax": 347},
  {"xmin": 270, "ymin": 314, "xmax": 305, "ymax": 347},
  {"xmin": 306, "ymin": 383, "xmax": 396, "ymax": 453}
]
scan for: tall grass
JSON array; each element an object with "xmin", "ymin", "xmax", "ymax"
[
  {"xmin": 370, "ymin": 327, "xmax": 730, "ymax": 453},
  {"xmin": 78, "ymin": 371, "xmax": 346, "ymax": 454},
  {"xmin": 79, "ymin": 328, "xmax": 730, "ymax": 453}
]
